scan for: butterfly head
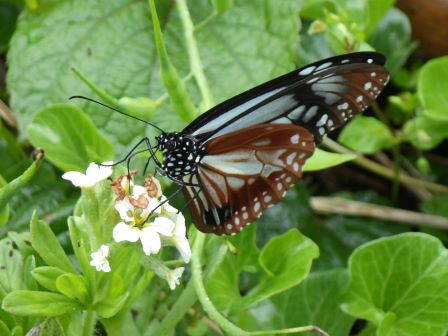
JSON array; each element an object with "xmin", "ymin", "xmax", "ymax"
[{"xmin": 156, "ymin": 132, "xmax": 205, "ymax": 178}]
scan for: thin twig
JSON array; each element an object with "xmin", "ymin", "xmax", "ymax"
[
  {"xmin": 310, "ymin": 197, "xmax": 448, "ymax": 230},
  {"xmin": 323, "ymin": 138, "xmax": 448, "ymax": 196},
  {"xmin": 0, "ymin": 99, "xmax": 17, "ymax": 129}
]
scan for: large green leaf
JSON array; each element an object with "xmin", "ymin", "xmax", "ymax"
[
  {"xmin": 303, "ymin": 148, "xmax": 356, "ymax": 171},
  {"xmin": 27, "ymin": 104, "xmax": 114, "ymax": 172},
  {"xmin": 242, "ymin": 269, "xmax": 355, "ymax": 336},
  {"xmin": 206, "ymin": 226, "xmax": 319, "ymax": 313},
  {"xmin": 339, "ymin": 116, "xmax": 395, "ymax": 154},
  {"xmin": 30, "ymin": 213, "xmax": 76, "ymax": 274},
  {"xmin": 2, "ymin": 290, "xmax": 79, "ymax": 317},
  {"xmin": 342, "ymin": 233, "xmax": 448, "ymax": 336},
  {"xmin": 418, "ymin": 56, "xmax": 448, "ymax": 121},
  {"xmin": 369, "ymin": 8, "xmax": 417, "ymax": 76},
  {"xmin": 8, "ymin": 0, "xmax": 301, "ymax": 154}
]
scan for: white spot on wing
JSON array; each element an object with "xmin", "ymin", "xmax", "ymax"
[
  {"xmin": 299, "ymin": 66, "xmax": 315, "ymax": 76},
  {"xmin": 288, "ymin": 105, "xmax": 305, "ymax": 119},
  {"xmin": 290, "ymin": 134, "xmax": 300, "ymax": 144},
  {"xmin": 315, "ymin": 62, "xmax": 332, "ymax": 71},
  {"xmin": 302, "ymin": 106, "xmax": 318, "ymax": 122}
]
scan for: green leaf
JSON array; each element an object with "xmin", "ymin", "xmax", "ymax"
[
  {"xmin": 56, "ymin": 274, "xmax": 89, "ymax": 304},
  {"xmin": 0, "ymin": 320, "xmax": 9, "ymax": 336},
  {"xmin": 339, "ymin": 116, "xmax": 394, "ymax": 154},
  {"xmin": 0, "ymin": 149, "xmax": 43, "ymax": 212},
  {"xmin": 241, "ymin": 229, "xmax": 319, "ymax": 308},
  {"xmin": 94, "ymin": 292, "xmax": 129, "ymax": 319},
  {"xmin": 26, "ymin": 104, "xmax": 114, "ymax": 172},
  {"xmin": 8, "ymin": 0, "xmax": 300, "ymax": 152},
  {"xmin": 30, "ymin": 212, "xmax": 76, "ymax": 274},
  {"xmin": 68, "ymin": 217, "xmax": 92, "ymax": 278},
  {"xmin": 2, "ymin": 290, "xmax": 78, "ymax": 317},
  {"xmin": 212, "ymin": 0, "xmax": 234, "ymax": 13},
  {"xmin": 402, "ymin": 115, "xmax": 448, "ymax": 150},
  {"xmin": 342, "ymin": 233, "xmax": 448, "ymax": 336},
  {"xmin": 36, "ymin": 318, "xmax": 65, "ymax": 336},
  {"xmin": 206, "ymin": 225, "xmax": 259, "ymax": 312},
  {"xmin": 31, "ymin": 267, "xmax": 66, "ymax": 292},
  {"xmin": 418, "ymin": 56, "xmax": 448, "ymax": 121},
  {"xmin": 303, "ymin": 148, "xmax": 356, "ymax": 171},
  {"xmin": 369, "ymin": 8, "xmax": 417, "ymax": 76},
  {"xmin": 243, "ymin": 270, "xmax": 355, "ymax": 336},
  {"xmin": 0, "ymin": 237, "xmax": 27, "ymax": 296}
]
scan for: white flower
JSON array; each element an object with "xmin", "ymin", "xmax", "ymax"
[
  {"xmin": 114, "ymin": 189, "xmax": 161, "ymax": 223},
  {"xmin": 162, "ymin": 202, "xmax": 192, "ymax": 263},
  {"xmin": 113, "ymin": 216, "xmax": 175, "ymax": 256},
  {"xmin": 90, "ymin": 245, "xmax": 111, "ymax": 272},
  {"xmin": 62, "ymin": 161, "xmax": 113, "ymax": 187},
  {"xmin": 165, "ymin": 267, "xmax": 184, "ymax": 290}
]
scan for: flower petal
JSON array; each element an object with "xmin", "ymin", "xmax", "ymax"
[
  {"xmin": 85, "ymin": 162, "xmax": 113, "ymax": 184},
  {"xmin": 140, "ymin": 227, "xmax": 162, "ymax": 255},
  {"xmin": 174, "ymin": 235, "xmax": 192, "ymax": 263},
  {"xmin": 151, "ymin": 217, "xmax": 175, "ymax": 236},
  {"xmin": 174, "ymin": 213, "xmax": 186, "ymax": 236},
  {"xmin": 62, "ymin": 171, "xmax": 92, "ymax": 187},
  {"xmin": 113, "ymin": 222, "xmax": 140, "ymax": 242},
  {"xmin": 166, "ymin": 267, "xmax": 184, "ymax": 290},
  {"xmin": 114, "ymin": 199, "xmax": 134, "ymax": 222}
]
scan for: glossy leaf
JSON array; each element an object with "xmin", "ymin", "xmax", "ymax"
[
  {"xmin": 30, "ymin": 213, "xmax": 76, "ymax": 274},
  {"xmin": 242, "ymin": 229, "xmax": 319, "ymax": 308},
  {"xmin": 369, "ymin": 8, "xmax": 417, "ymax": 76},
  {"xmin": 26, "ymin": 104, "xmax": 114, "ymax": 172},
  {"xmin": 403, "ymin": 115, "xmax": 448, "ymax": 150},
  {"xmin": 31, "ymin": 266, "xmax": 66, "ymax": 292},
  {"xmin": 206, "ymin": 226, "xmax": 319, "ymax": 312},
  {"xmin": 418, "ymin": 56, "xmax": 448, "ymax": 121},
  {"xmin": 339, "ymin": 116, "xmax": 395, "ymax": 154},
  {"xmin": 8, "ymin": 0, "xmax": 300, "ymax": 153},
  {"xmin": 342, "ymin": 233, "xmax": 448, "ymax": 336},
  {"xmin": 56, "ymin": 274, "xmax": 89, "ymax": 304},
  {"xmin": 303, "ymin": 148, "xmax": 356, "ymax": 172},
  {"xmin": 2, "ymin": 291, "xmax": 78, "ymax": 316},
  {"xmin": 243, "ymin": 269, "xmax": 355, "ymax": 336}
]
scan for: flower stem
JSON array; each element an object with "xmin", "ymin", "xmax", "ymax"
[
  {"xmin": 152, "ymin": 278, "xmax": 197, "ymax": 335},
  {"xmin": 82, "ymin": 310, "xmax": 96, "ymax": 336},
  {"xmin": 248, "ymin": 326, "xmax": 328, "ymax": 336},
  {"xmin": 177, "ymin": 0, "xmax": 214, "ymax": 110},
  {"xmin": 192, "ymin": 231, "xmax": 246, "ymax": 336}
]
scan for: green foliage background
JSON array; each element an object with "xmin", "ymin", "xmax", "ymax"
[{"xmin": 0, "ymin": 0, "xmax": 448, "ymax": 335}]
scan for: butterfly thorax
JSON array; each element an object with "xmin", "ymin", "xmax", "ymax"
[{"xmin": 157, "ymin": 132, "xmax": 204, "ymax": 178}]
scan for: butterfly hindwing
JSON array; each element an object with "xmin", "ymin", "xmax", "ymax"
[{"xmin": 182, "ymin": 124, "xmax": 314, "ymax": 234}]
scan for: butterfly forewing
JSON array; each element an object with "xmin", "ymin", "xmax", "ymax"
[
  {"xmin": 185, "ymin": 52, "xmax": 388, "ymax": 144},
  {"xmin": 182, "ymin": 124, "xmax": 314, "ymax": 235}
]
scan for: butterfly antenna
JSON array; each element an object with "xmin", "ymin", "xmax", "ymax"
[{"xmin": 69, "ymin": 95, "xmax": 164, "ymax": 132}]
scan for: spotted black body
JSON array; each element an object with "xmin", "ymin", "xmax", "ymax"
[{"xmin": 157, "ymin": 132, "xmax": 205, "ymax": 178}]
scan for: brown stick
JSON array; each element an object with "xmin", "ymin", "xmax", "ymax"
[{"xmin": 310, "ymin": 196, "xmax": 448, "ymax": 229}]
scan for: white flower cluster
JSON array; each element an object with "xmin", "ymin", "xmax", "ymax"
[
  {"xmin": 63, "ymin": 162, "xmax": 191, "ymax": 290},
  {"xmin": 112, "ymin": 175, "xmax": 191, "ymax": 263}
]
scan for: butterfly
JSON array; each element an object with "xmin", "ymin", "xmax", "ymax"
[{"xmin": 149, "ymin": 52, "xmax": 390, "ymax": 235}]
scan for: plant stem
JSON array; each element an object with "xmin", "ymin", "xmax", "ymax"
[
  {"xmin": 152, "ymin": 278, "xmax": 197, "ymax": 335},
  {"xmin": 82, "ymin": 310, "xmax": 96, "ymax": 336},
  {"xmin": 248, "ymin": 326, "xmax": 328, "ymax": 336},
  {"xmin": 192, "ymin": 231, "xmax": 246, "ymax": 336},
  {"xmin": 177, "ymin": 0, "xmax": 214, "ymax": 110},
  {"xmin": 323, "ymin": 138, "xmax": 448, "ymax": 195}
]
